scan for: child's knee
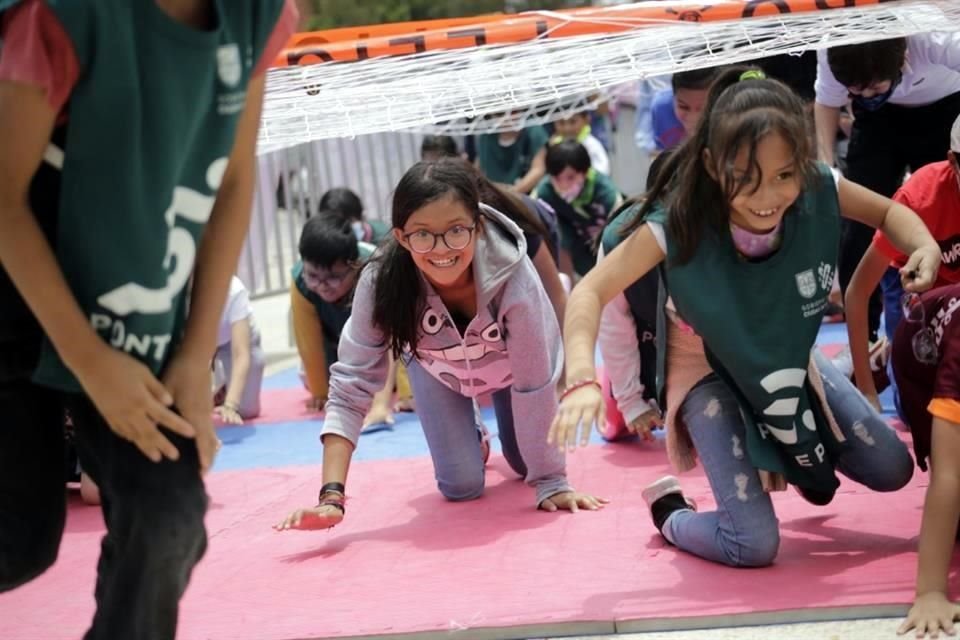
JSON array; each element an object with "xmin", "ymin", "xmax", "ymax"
[
  {"xmin": 729, "ymin": 529, "xmax": 780, "ymax": 568},
  {"xmin": 438, "ymin": 474, "xmax": 485, "ymax": 502}
]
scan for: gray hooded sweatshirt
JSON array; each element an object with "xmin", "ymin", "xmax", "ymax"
[{"xmin": 322, "ymin": 205, "xmax": 570, "ymax": 505}]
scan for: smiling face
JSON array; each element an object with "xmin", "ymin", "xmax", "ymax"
[
  {"xmin": 717, "ymin": 131, "xmax": 802, "ymax": 233},
  {"xmin": 394, "ymin": 192, "xmax": 477, "ymax": 291}
]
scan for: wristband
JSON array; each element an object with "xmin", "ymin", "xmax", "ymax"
[
  {"xmin": 222, "ymin": 401, "xmax": 240, "ymax": 412},
  {"xmin": 559, "ymin": 378, "xmax": 601, "ymax": 402}
]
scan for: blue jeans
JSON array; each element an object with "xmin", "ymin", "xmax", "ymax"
[
  {"xmin": 881, "ymin": 266, "xmax": 907, "ymax": 421},
  {"xmin": 406, "ymin": 359, "xmax": 526, "ymax": 501},
  {"xmin": 664, "ymin": 349, "xmax": 913, "ymax": 567},
  {"xmin": 0, "ymin": 381, "xmax": 208, "ymax": 640}
]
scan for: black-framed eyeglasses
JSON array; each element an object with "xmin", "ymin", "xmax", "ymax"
[
  {"xmin": 402, "ymin": 223, "xmax": 476, "ymax": 254},
  {"xmin": 302, "ymin": 266, "xmax": 356, "ymax": 289},
  {"xmin": 902, "ymin": 292, "xmax": 938, "ymax": 365}
]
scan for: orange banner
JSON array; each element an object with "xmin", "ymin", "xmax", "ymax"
[{"xmin": 273, "ymin": 0, "xmax": 892, "ymax": 68}]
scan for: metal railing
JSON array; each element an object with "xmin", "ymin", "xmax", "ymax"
[{"xmin": 239, "ymin": 130, "xmax": 423, "ymax": 298}]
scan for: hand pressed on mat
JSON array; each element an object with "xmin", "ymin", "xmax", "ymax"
[
  {"xmin": 626, "ymin": 409, "xmax": 663, "ymax": 442},
  {"xmin": 274, "ymin": 503, "xmax": 344, "ymax": 531},
  {"xmin": 539, "ymin": 491, "xmax": 609, "ymax": 513},
  {"xmin": 898, "ymin": 592, "xmax": 960, "ymax": 638}
]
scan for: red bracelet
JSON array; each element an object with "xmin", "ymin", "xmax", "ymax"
[{"xmin": 559, "ymin": 378, "xmax": 601, "ymax": 402}]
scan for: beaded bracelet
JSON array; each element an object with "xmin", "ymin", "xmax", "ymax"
[
  {"xmin": 318, "ymin": 497, "xmax": 345, "ymax": 514},
  {"xmin": 559, "ymin": 378, "xmax": 601, "ymax": 402}
]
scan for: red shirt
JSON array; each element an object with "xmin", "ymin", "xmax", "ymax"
[
  {"xmin": 873, "ymin": 161, "xmax": 960, "ymax": 287},
  {"xmin": 0, "ymin": 0, "xmax": 299, "ymax": 115},
  {"xmin": 891, "ymin": 283, "xmax": 960, "ymax": 470}
]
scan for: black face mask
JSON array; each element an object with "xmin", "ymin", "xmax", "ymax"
[{"xmin": 850, "ymin": 74, "xmax": 902, "ymax": 112}]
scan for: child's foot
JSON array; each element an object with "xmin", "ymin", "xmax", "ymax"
[{"xmin": 641, "ymin": 476, "xmax": 695, "ymax": 540}]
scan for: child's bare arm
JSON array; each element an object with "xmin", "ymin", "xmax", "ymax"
[
  {"xmin": 844, "ymin": 244, "xmax": 890, "ymax": 409},
  {"xmin": 178, "ymin": 74, "xmax": 266, "ymax": 363},
  {"xmin": 0, "ymin": 81, "xmax": 194, "ymax": 459},
  {"xmin": 162, "ymin": 75, "xmax": 267, "ymax": 470},
  {"xmin": 899, "ymin": 416, "xmax": 960, "ymax": 636}
]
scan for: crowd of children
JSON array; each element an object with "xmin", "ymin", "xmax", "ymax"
[{"xmin": 2, "ymin": 2, "xmax": 960, "ymax": 636}]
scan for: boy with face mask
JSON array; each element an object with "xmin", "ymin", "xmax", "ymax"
[
  {"xmin": 535, "ymin": 140, "xmax": 621, "ymax": 279},
  {"xmin": 814, "ymin": 34, "xmax": 960, "ymax": 347}
]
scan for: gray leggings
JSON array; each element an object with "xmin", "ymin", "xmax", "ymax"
[
  {"xmin": 212, "ymin": 332, "xmax": 265, "ymax": 419},
  {"xmin": 664, "ymin": 348, "xmax": 914, "ymax": 567}
]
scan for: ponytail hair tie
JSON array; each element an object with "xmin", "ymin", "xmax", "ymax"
[{"xmin": 739, "ymin": 69, "xmax": 766, "ymax": 82}]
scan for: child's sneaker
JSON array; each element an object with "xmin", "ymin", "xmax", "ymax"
[{"xmin": 641, "ymin": 475, "xmax": 696, "ymax": 537}]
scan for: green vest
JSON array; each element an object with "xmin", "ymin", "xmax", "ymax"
[
  {"xmin": 292, "ymin": 242, "xmax": 375, "ymax": 365},
  {"xmin": 7, "ymin": 0, "xmax": 285, "ymax": 391},
  {"xmin": 648, "ymin": 165, "xmax": 842, "ymax": 492}
]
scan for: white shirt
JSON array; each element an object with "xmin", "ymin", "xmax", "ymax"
[
  {"xmin": 815, "ymin": 32, "xmax": 960, "ymax": 108},
  {"xmin": 217, "ymin": 277, "xmax": 256, "ymax": 347},
  {"xmin": 581, "ymin": 134, "xmax": 611, "ymax": 175}
]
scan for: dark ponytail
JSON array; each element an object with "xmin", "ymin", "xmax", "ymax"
[
  {"xmin": 473, "ymin": 172, "xmax": 551, "ymax": 247},
  {"xmin": 623, "ymin": 65, "xmax": 815, "ymax": 264},
  {"xmin": 372, "ymin": 159, "xmax": 480, "ymax": 358}
]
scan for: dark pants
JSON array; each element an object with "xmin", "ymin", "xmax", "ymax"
[
  {"xmin": 0, "ymin": 379, "xmax": 208, "ymax": 640},
  {"xmin": 839, "ymin": 91, "xmax": 960, "ymax": 340}
]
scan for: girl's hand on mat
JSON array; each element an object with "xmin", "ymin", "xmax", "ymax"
[
  {"xmin": 163, "ymin": 354, "xmax": 218, "ymax": 473},
  {"xmin": 539, "ymin": 491, "xmax": 609, "ymax": 513},
  {"xmin": 549, "ymin": 384, "xmax": 604, "ymax": 452},
  {"xmin": 305, "ymin": 396, "xmax": 326, "ymax": 412},
  {"xmin": 76, "ymin": 345, "xmax": 196, "ymax": 463},
  {"xmin": 900, "ymin": 246, "xmax": 940, "ymax": 293},
  {"xmin": 898, "ymin": 592, "xmax": 960, "ymax": 637},
  {"xmin": 627, "ymin": 410, "xmax": 663, "ymax": 442},
  {"xmin": 214, "ymin": 404, "xmax": 243, "ymax": 425},
  {"xmin": 274, "ymin": 506, "xmax": 344, "ymax": 531}
]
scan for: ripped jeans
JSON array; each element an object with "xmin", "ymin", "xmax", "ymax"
[{"xmin": 663, "ymin": 349, "xmax": 913, "ymax": 567}]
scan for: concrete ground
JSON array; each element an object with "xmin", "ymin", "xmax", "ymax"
[{"xmin": 568, "ymin": 617, "xmax": 909, "ymax": 640}]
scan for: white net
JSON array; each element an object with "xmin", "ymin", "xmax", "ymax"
[{"xmin": 258, "ymin": 0, "xmax": 960, "ymax": 154}]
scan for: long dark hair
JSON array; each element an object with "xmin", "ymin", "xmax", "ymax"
[
  {"xmin": 623, "ymin": 66, "xmax": 816, "ymax": 264},
  {"xmin": 473, "ymin": 172, "xmax": 551, "ymax": 251},
  {"xmin": 372, "ymin": 159, "xmax": 481, "ymax": 358}
]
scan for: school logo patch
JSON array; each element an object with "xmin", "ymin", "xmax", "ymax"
[
  {"xmin": 795, "ymin": 269, "xmax": 817, "ymax": 299},
  {"xmin": 216, "ymin": 44, "xmax": 242, "ymax": 87},
  {"xmin": 817, "ymin": 262, "xmax": 834, "ymax": 292}
]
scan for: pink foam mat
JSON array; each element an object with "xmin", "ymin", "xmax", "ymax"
[
  {"xmin": 1, "ymin": 439, "xmax": 954, "ymax": 640},
  {"xmin": 222, "ymin": 387, "xmax": 318, "ymax": 426}
]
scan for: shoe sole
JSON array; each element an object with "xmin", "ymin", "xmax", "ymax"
[{"xmin": 641, "ymin": 475, "xmax": 697, "ymax": 511}]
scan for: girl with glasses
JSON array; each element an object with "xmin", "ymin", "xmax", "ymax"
[{"xmin": 276, "ymin": 158, "xmax": 606, "ymax": 531}]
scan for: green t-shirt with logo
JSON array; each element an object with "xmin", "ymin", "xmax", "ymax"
[{"xmin": 3, "ymin": 0, "xmax": 286, "ymax": 391}]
